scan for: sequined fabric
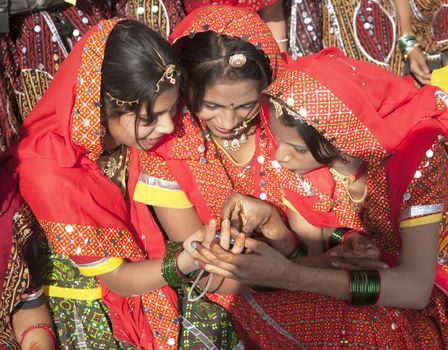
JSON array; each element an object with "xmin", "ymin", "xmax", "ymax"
[
  {"xmin": 322, "ymin": 0, "xmax": 403, "ymax": 74},
  {"xmin": 264, "ymin": 63, "xmax": 448, "ymax": 347},
  {"xmin": 0, "ymin": 1, "xmax": 112, "ymax": 153}
]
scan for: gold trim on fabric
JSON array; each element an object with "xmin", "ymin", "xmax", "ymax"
[
  {"xmin": 399, "ymin": 213, "xmax": 443, "ymax": 228},
  {"xmin": 400, "ymin": 204, "xmax": 444, "ymax": 220},
  {"xmin": 282, "ymin": 197, "xmax": 299, "ymax": 214},
  {"xmin": 77, "ymin": 257, "xmax": 123, "ymax": 276},
  {"xmin": 133, "ymin": 180, "xmax": 193, "ymax": 208},
  {"xmin": 43, "ymin": 285, "xmax": 102, "ymax": 300}
]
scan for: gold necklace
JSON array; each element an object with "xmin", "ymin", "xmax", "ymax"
[
  {"xmin": 101, "ymin": 145, "xmax": 125, "ymax": 179},
  {"xmin": 210, "ymin": 105, "xmax": 260, "ymax": 152},
  {"xmin": 329, "ymin": 167, "xmax": 367, "ymax": 203}
]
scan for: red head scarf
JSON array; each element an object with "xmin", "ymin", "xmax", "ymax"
[
  {"xmin": 2, "ymin": 20, "xmax": 179, "ymax": 349},
  {"xmin": 169, "ymin": 5, "xmax": 285, "ymax": 80},
  {"xmin": 266, "ymin": 48, "xmax": 448, "ymax": 229},
  {"xmin": 144, "ymin": 6, "xmax": 287, "ymax": 224}
]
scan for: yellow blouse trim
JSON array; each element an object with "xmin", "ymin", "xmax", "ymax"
[
  {"xmin": 77, "ymin": 257, "xmax": 123, "ymax": 277},
  {"xmin": 44, "ymin": 285, "xmax": 102, "ymax": 300},
  {"xmin": 133, "ymin": 180, "xmax": 193, "ymax": 209},
  {"xmin": 399, "ymin": 212, "xmax": 443, "ymax": 228},
  {"xmin": 282, "ymin": 197, "xmax": 299, "ymax": 214}
]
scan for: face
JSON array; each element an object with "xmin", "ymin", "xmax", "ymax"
[
  {"xmin": 107, "ymin": 86, "xmax": 179, "ymax": 151},
  {"xmin": 198, "ymin": 78, "xmax": 260, "ymax": 138},
  {"xmin": 269, "ymin": 113, "xmax": 323, "ymax": 174}
]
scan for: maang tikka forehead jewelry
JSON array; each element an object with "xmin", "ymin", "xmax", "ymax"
[
  {"xmin": 229, "ymin": 53, "xmax": 247, "ymax": 68},
  {"xmin": 105, "ymin": 92, "xmax": 139, "ymax": 107},
  {"xmin": 154, "ymin": 49, "xmax": 181, "ymax": 92}
]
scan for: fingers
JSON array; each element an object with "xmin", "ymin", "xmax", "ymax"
[
  {"xmin": 203, "ymin": 219, "xmax": 217, "ymax": 244},
  {"xmin": 222, "ymin": 196, "xmax": 239, "ymax": 221},
  {"xmin": 243, "ymin": 237, "xmax": 270, "ymax": 254},
  {"xmin": 230, "ymin": 231, "xmax": 245, "ymax": 254},
  {"xmin": 331, "ymin": 258, "xmax": 389, "ymax": 270},
  {"xmin": 195, "ymin": 243, "xmax": 243, "ymax": 274},
  {"xmin": 219, "ymin": 219, "xmax": 231, "ymax": 250},
  {"xmin": 409, "ymin": 49, "xmax": 431, "ymax": 85}
]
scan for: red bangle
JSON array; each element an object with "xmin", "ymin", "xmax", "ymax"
[{"xmin": 19, "ymin": 323, "xmax": 56, "ymax": 349}]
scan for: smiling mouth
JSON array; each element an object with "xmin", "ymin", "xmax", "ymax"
[{"xmin": 214, "ymin": 126, "xmax": 235, "ymax": 135}]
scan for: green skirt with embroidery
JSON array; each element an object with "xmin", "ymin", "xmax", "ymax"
[{"xmin": 38, "ymin": 238, "xmax": 135, "ymax": 350}]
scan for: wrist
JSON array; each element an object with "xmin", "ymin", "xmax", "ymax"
[{"xmin": 176, "ymin": 249, "xmax": 197, "ymax": 275}]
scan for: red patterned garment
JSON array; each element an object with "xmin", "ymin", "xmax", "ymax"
[
  {"xmin": 244, "ymin": 47, "xmax": 448, "ymax": 348},
  {"xmin": 322, "ymin": 0, "xmax": 403, "ymax": 75},
  {"xmin": 0, "ymin": 1, "xmax": 113, "ymax": 153},
  {"xmin": 115, "ymin": 0, "xmax": 186, "ymax": 40},
  {"xmin": 136, "ymin": 5, "xmax": 288, "ymax": 224},
  {"xmin": 2, "ymin": 20, "xmax": 179, "ymax": 350},
  {"xmin": 182, "ymin": 0, "xmax": 277, "ymax": 16}
]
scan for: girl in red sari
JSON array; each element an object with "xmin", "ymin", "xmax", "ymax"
[
  {"xmin": 191, "ymin": 48, "xmax": 448, "ymax": 348},
  {"xmin": 1, "ymin": 19, "xmax": 207, "ymax": 350}
]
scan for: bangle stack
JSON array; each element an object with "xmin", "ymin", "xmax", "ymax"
[
  {"xmin": 329, "ymin": 227, "xmax": 356, "ymax": 248},
  {"xmin": 19, "ymin": 323, "xmax": 56, "ymax": 349},
  {"xmin": 398, "ymin": 34, "xmax": 420, "ymax": 61},
  {"xmin": 162, "ymin": 242, "xmax": 199, "ymax": 287},
  {"xmin": 348, "ymin": 270, "xmax": 381, "ymax": 306},
  {"xmin": 286, "ymin": 231, "xmax": 308, "ymax": 259}
]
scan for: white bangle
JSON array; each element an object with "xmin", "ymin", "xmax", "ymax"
[{"xmin": 276, "ymin": 38, "xmax": 289, "ymax": 43}]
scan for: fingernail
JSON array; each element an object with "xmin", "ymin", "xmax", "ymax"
[
  {"xmin": 222, "ymin": 219, "xmax": 229, "ymax": 226},
  {"xmin": 331, "ymin": 262, "xmax": 339, "ymax": 267},
  {"xmin": 215, "ymin": 231, "xmax": 221, "ymax": 238},
  {"xmin": 231, "ymin": 228, "xmax": 239, "ymax": 235},
  {"xmin": 194, "ymin": 261, "xmax": 199, "ymax": 266},
  {"xmin": 382, "ymin": 264, "xmax": 389, "ymax": 269},
  {"xmin": 191, "ymin": 242, "xmax": 197, "ymax": 249},
  {"xmin": 210, "ymin": 219, "xmax": 216, "ymax": 225},
  {"xmin": 330, "ymin": 252, "xmax": 338, "ymax": 257}
]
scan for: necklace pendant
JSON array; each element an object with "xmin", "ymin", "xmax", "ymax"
[{"xmin": 230, "ymin": 138, "xmax": 240, "ymax": 151}]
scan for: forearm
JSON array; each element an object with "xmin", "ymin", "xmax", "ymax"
[
  {"xmin": 282, "ymin": 263, "xmax": 350, "ymax": 300},
  {"xmin": 394, "ymin": 0, "xmax": 413, "ymax": 33},
  {"xmin": 98, "ymin": 250, "xmax": 196, "ymax": 297},
  {"xmin": 259, "ymin": 0, "xmax": 288, "ymax": 52},
  {"xmin": 284, "ymin": 260, "xmax": 434, "ymax": 309},
  {"xmin": 13, "ymin": 304, "xmax": 54, "ymax": 349}
]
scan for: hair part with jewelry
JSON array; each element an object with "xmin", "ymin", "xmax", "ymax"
[
  {"xmin": 173, "ymin": 31, "xmax": 272, "ymax": 115},
  {"xmin": 101, "ymin": 20, "xmax": 185, "ymax": 146},
  {"xmin": 273, "ymin": 99, "xmax": 343, "ymax": 164}
]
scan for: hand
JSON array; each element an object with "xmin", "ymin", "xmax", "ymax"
[
  {"xmin": 192, "ymin": 237, "xmax": 294, "ymax": 288},
  {"xmin": 327, "ymin": 232, "xmax": 388, "ymax": 270},
  {"xmin": 408, "ymin": 47, "xmax": 431, "ymax": 85},
  {"xmin": 222, "ymin": 193, "xmax": 275, "ymax": 234},
  {"xmin": 183, "ymin": 219, "xmax": 218, "ymax": 265}
]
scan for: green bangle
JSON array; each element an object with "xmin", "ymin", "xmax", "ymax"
[
  {"xmin": 289, "ymin": 241, "xmax": 308, "ymax": 259},
  {"xmin": 162, "ymin": 242, "xmax": 198, "ymax": 287},
  {"xmin": 329, "ymin": 228, "xmax": 352, "ymax": 248},
  {"xmin": 349, "ymin": 270, "xmax": 381, "ymax": 306},
  {"xmin": 398, "ymin": 34, "xmax": 420, "ymax": 61}
]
